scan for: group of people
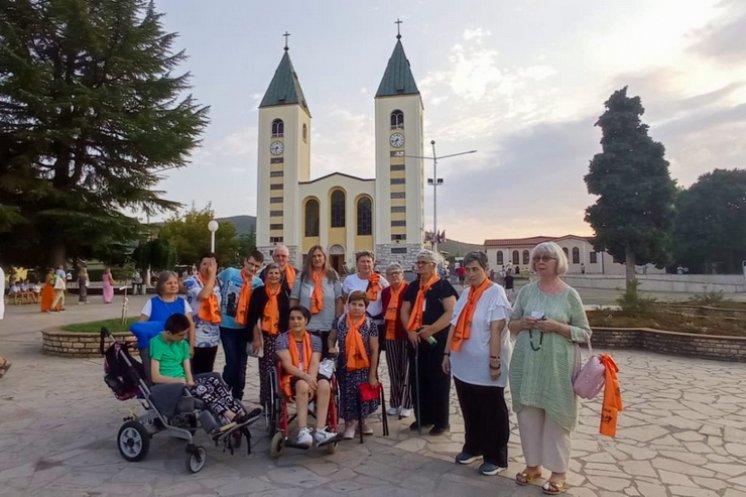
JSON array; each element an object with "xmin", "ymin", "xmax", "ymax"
[{"xmin": 136, "ymin": 241, "xmax": 590, "ymax": 494}]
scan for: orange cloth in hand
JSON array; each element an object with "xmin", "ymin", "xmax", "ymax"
[
  {"xmin": 406, "ymin": 274, "xmax": 440, "ymax": 331},
  {"xmin": 283, "ymin": 266, "xmax": 296, "ymax": 291},
  {"xmin": 235, "ymin": 269, "xmax": 253, "ymax": 326},
  {"xmin": 197, "ymin": 275, "xmax": 221, "ymax": 324},
  {"xmin": 345, "ymin": 314, "xmax": 370, "ymax": 372},
  {"xmin": 310, "ymin": 271, "xmax": 324, "ymax": 315},
  {"xmin": 599, "ymin": 354, "xmax": 623, "ymax": 437},
  {"xmin": 450, "ymin": 278, "xmax": 491, "ymax": 352},
  {"xmin": 261, "ymin": 284, "xmax": 282, "ymax": 336},
  {"xmin": 366, "ymin": 272, "xmax": 382, "ymax": 302},
  {"xmin": 281, "ymin": 332, "xmax": 312, "ymax": 399}
]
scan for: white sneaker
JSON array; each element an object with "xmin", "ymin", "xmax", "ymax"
[
  {"xmin": 399, "ymin": 408, "xmax": 412, "ymax": 418},
  {"xmin": 294, "ymin": 427, "xmax": 312, "ymax": 448},
  {"xmin": 386, "ymin": 407, "xmax": 399, "ymax": 416},
  {"xmin": 342, "ymin": 422, "xmax": 357, "ymax": 440},
  {"xmin": 313, "ymin": 427, "xmax": 337, "ymax": 445}
]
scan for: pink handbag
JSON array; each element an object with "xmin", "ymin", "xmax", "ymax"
[{"xmin": 573, "ymin": 338, "xmax": 606, "ymax": 399}]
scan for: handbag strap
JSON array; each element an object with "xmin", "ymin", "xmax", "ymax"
[{"xmin": 585, "ymin": 335, "xmax": 594, "ymax": 356}]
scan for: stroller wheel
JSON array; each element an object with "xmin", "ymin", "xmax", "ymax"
[
  {"xmin": 185, "ymin": 445, "xmax": 207, "ymax": 473},
  {"xmin": 117, "ymin": 421, "xmax": 150, "ymax": 462},
  {"xmin": 269, "ymin": 431, "xmax": 284, "ymax": 459}
]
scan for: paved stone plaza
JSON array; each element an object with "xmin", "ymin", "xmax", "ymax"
[{"xmin": 1, "ymin": 295, "xmax": 745, "ymax": 497}]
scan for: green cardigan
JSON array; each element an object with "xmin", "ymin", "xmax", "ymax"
[{"xmin": 509, "ymin": 282, "xmax": 591, "ymax": 432}]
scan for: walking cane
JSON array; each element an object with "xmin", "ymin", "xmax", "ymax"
[{"xmin": 414, "ymin": 342, "xmax": 422, "ymax": 435}]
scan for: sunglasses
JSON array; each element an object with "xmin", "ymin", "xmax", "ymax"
[{"xmin": 532, "ymin": 255, "xmax": 556, "ymax": 262}]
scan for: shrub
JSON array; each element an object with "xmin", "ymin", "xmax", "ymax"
[{"xmin": 616, "ymin": 280, "xmax": 657, "ymax": 317}]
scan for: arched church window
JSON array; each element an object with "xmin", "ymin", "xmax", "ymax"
[
  {"xmin": 522, "ymin": 250, "xmax": 530, "ymax": 265},
  {"xmin": 330, "ymin": 190, "xmax": 345, "ymax": 228},
  {"xmin": 496, "ymin": 251, "xmax": 504, "ymax": 265},
  {"xmin": 390, "ymin": 110, "xmax": 404, "ymax": 129},
  {"xmin": 572, "ymin": 247, "xmax": 580, "ymax": 264},
  {"xmin": 304, "ymin": 198, "xmax": 319, "ymax": 237},
  {"xmin": 302, "ymin": 124, "xmax": 307, "ymax": 142},
  {"xmin": 562, "ymin": 247, "xmax": 569, "ymax": 259},
  {"xmin": 512, "ymin": 250, "xmax": 519, "ymax": 265},
  {"xmin": 271, "ymin": 119, "xmax": 284, "ymax": 137},
  {"xmin": 357, "ymin": 197, "xmax": 372, "ymax": 236}
]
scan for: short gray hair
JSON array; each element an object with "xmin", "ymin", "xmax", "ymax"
[
  {"xmin": 416, "ymin": 249, "xmax": 441, "ymax": 265},
  {"xmin": 156, "ymin": 271, "xmax": 178, "ymax": 296},
  {"xmin": 530, "ymin": 242, "xmax": 568, "ymax": 275},
  {"xmin": 385, "ymin": 262, "xmax": 403, "ymax": 274},
  {"xmin": 463, "ymin": 251, "xmax": 488, "ymax": 271}
]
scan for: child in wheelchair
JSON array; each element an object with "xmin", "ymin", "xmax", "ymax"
[
  {"xmin": 275, "ymin": 305, "xmax": 338, "ymax": 447},
  {"xmin": 151, "ymin": 313, "xmax": 258, "ymax": 430}
]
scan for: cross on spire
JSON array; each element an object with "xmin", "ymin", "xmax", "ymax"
[
  {"xmin": 283, "ymin": 31, "xmax": 290, "ymax": 51},
  {"xmin": 395, "ymin": 18, "xmax": 402, "ymax": 39}
]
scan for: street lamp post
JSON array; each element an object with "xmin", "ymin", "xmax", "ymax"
[
  {"xmin": 406, "ymin": 141, "xmax": 477, "ymax": 255},
  {"xmin": 207, "ymin": 220, "xmax": 219, "ymax": 252}
]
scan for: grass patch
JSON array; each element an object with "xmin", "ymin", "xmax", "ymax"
[{"xmin": 61, "ymin": 317, "xmax": 139, "ymax": 334}]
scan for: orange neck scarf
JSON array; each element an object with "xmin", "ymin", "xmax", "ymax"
[
  {"xmin": 196, "ymin": 274, "xmax": 221, "ymax": 324},
  {"xmin": 281, "ymin": 331, "xmax": 312, "ymax": 398},
  {"xmin": 406, "ymin": 274, "xmax": 440, "ymax": 331},
  {"xmin": 310, "ymin": 270, "xmax": 324, "ymax": 315},
  {"xmin": 235, "ymin": 269, "xmax": 253, "ymax": 326},
  {"xmin": 450, "ymin": 278, "xmax": 491, "ymax": 352},
  {"xmin": 283, "ymin": 266, "xmax": 296, "ymax": 290},
  {"xmin": 345, "ymin": 314, "xmax": 370, "ymax": 371},
  {"xmin": 599, "ymin": 354, "xmax": 623, "ymax": 437},
  {"xmin": 261, "ymin": 284, "xmax": 282, "ymax": 336},
  {"xmin": 366, "ymin": 272, "xmax": 382, "ymax": 302},
  {"xmin": 384, "ymin": 284, "xmax": 404, "ymax": 340}
]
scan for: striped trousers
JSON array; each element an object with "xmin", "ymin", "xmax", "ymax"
[{"xmin": 384, "ymin": 338, "xmax": 412, "ymax": 410}]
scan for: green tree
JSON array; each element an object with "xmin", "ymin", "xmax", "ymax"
[
  {"xmin": 584, "ymin": 87, "xmax": 677, "ymax": 288},
  {"xmin": 159, "ymin": 205, "xmax": 241, "ymax": 267},
  {"xmin": 0, "ymin": 0, "xmax": 208, "ymax": 266},
  {"xmin": 674, "ymin": 169, "xmax": 746, "ymax": 274},
  {"xmin": 132, "ymin": 237, "xmax": 175, "ymax": 271}
]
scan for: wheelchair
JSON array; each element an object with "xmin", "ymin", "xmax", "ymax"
[
  {"xmin": 265, "ymin": 359, "xmax": 341, "ymax": 458},
  {"xmin": 100, "ymin": 328, "xmax": 257, "ymax": 473}
]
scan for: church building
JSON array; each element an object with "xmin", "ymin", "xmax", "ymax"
[{"xmin": 255, "ymin": 33, "xmax": 425, "ymax": 273}]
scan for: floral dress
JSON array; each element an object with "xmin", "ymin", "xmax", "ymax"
[{"xmin": 335, "ymin": 315, "xmax": 380, "ymax": 420}]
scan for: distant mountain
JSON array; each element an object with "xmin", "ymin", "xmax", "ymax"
[
  {"xmin": 438, "ymin": 239, "xmax": 484, "ymax": 256},
  {"xmin": 218, "ymin": 215, "xmax": 256, "ymax": 235}
]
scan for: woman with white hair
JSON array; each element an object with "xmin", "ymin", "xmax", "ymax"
[
  {"xmin": 508, "ymin": 242, "xmax": 591, "ymax": 495},
  {"xmin": 400, "ymin": 249, "xmax": 458, "ymax": 436},
  {"xmin": 380, "ymin": 262, "xmax": 412, "ymax": 417}
]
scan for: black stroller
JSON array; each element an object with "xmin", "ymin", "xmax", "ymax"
[{"xmin": 100, "ymin": 327, "xmax": 256, "ymax": 473}]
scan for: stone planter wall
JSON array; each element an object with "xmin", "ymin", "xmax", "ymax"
[
  {"xmin": 42, "ymin": 329, "xmax": 139, "ymax": 358},
  {"xmin": 592, "ymin": 327, "xmax": 746, "ymax": 362}
]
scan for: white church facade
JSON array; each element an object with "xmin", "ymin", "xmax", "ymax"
[{"xmin": 255, "ymin": 34, "xmax": 425, "ymax": 273}]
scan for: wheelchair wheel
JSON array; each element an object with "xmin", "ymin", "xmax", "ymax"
[
  {"xmin": 117, "ymin": 421, "xmax": 150, "ymax": 462},
  {"xmin": 269, "ymin": 431, "xmax": 284, "ymax": 459},
  {"xmin": 185, "ymin": 445, "xmax": 207, "ymax": 473}
]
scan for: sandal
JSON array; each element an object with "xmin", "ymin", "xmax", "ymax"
[
  {"xmin": 0, "ymin": 358, "xmax": 11, "ymax": 378},
  {"xmin": 515, "ymin": 470, "xmax": 542, "ymax": 486},
  {"xmin": 542, "ymin": 480, "xmax": 568, "ymax": 495}
]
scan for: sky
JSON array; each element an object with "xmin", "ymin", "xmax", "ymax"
[{"xmin": 151, "ymin": 0, "xmax": 746, "ymax": 244}]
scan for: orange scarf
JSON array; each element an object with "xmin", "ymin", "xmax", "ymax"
[
  {"xmin": 283, "ymin": 266, "xmax": 296, "ymax": 290},
  {"xmin": 310, "ymin": 271, "xmax": 324, "ymax": 315},
  {"xmin": 196, "ymin": 275, "xmax": 221, "ymax": 324},
  {"xmin": 280, "ymin": 332, "xmax": 312, "ymax": 398},
  {"xmin": 406, "ymin": 274, "xmax": 440, "ymax": 331},
  {"xmin": 450, "ymin": 278, "xmax": 491, "ymax": 352},
  {"xmin": 599, "ymin": 354, "xmax": 623, "ymax": 437},
  {"xmin": 345, "ymin": 314, "xmax": 370, "ymax": 371},
  {"xmin": 261, "ymin": 284, "xmax": 282, "ymax": 336},
  {"xmin": 235, "ymin": 269, "xmax": 253, "ymax": 326},
  {"xmin": 366, "ymin": 272, "xmax": 382, "ymax": 302},
  {"xmin": 384, "ymin": 285, "xmax": 404, "ymax": 340}
]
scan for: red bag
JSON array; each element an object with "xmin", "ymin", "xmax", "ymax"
[{"xmin": 358, "ymin": 382, "xmax": 381, "ymax": 402}]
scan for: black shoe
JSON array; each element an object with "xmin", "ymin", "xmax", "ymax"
[
  {"xmin": 409, "ymin": 421, "xmax": 433, "ymax": 431},
  {"xmin": 235, "ymin": 407, "xmax": 262, "ymax": 425},
  {"xmin": 429, "ymin": 425, "xmax": 450, "ymax": 436}
]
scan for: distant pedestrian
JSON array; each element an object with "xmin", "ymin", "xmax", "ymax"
[
  {"xmin": 504, "ymin": 270, "xmax": 515, "ymax": 302},
  {"xmin": 40, "ymin": 269, "xmax": 57, "ymax": 313},
  {"xmin": 77, "ymin": 266, "xmax": 89, "ymax": 304},
  {"xmin": 0, "ymin": 266, "xmax": 12, "ymax": 379},
  {"xmin": 51, "ymin": 268, "xmax": 67, "ymax": 311},
  {"xmin": 102, "ymin": 268, "xmax": 116, "ymax": 304}
]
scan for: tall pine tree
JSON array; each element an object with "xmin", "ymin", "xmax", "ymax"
[
  {"xmin": 584, "ymin": 87, "xmax": 676, "ymax": 288},
  {"xmin": 0, "ymin": 0, "xmax": 208, "ymax": 266}
]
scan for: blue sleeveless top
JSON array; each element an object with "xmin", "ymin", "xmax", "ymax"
[{"xmin": 149, "ymin": 296, "xmax": 187, "ymax": 322}]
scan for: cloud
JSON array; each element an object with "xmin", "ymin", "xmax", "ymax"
[
  {"xmin": 689, "ymin": 11, "xmax": 746, "ymax": 63},
  {"xmin": 311, "ymin": 108, "xmax": 375, "ymax": 179}
]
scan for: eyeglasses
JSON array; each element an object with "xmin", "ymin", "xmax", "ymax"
[
  {"xmin": 415, "ymin": 260, "xmax": 432, "ymax": 265},
  {"xmin": 532, "ymin": 255, "xmax": 556, "ymax": 262}
]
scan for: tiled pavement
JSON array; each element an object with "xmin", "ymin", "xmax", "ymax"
[{"xmin": 1, "ymin": 296, "xmax": 745, "ymax": 496}]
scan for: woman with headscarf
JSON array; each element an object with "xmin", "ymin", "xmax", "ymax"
[
  {"xmin": 400, "ymin": 249, "xmax": 457, "ymax": 436},
  {"xmin": 508, "ymin": 242, "xmax": 591, "ymax": 495},
  {"xmin": 442, "ymin": 251, "xmax": 513, "ymax": 476},
  {"xmin": 248, "ymin": 263, "xmax": 291, "ymax": 410},
  {"xmin": 290, "ymin": 245, "xmax": 343, "ymax": 358}
]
